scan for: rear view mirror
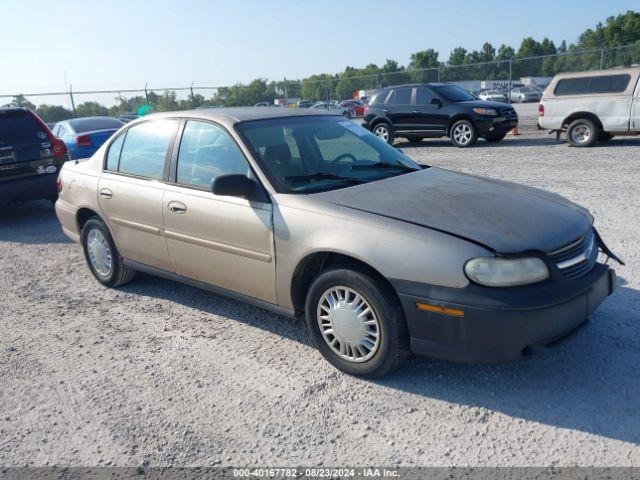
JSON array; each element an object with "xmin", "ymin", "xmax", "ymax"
[
  {"xmin": 212, "ymin": 174, "xmax": 256, "ymax": 199},
  {"xmin": 430, "ymin": 98, "xmax": 442, "ymax": 108}
]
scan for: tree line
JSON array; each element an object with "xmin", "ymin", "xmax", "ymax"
[{"xmin": 9, "ymin": 10, "xmax": 640, "ymax": 123}]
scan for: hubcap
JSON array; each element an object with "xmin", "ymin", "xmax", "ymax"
[
  {"xmin": 87, "ymin": 229, "xmax": 112, "ymax": 277},
  {"xmin": 317, "ymin": 286, "xmax": 380, "ymax": 363},
  {"xmin": 374, "ymin": 125, "xmax": 389, "ymax": 142},
  {"xmin": 570, "ymin": 124, "xmax": 591, "ymax": 144},
  {"xmin": 453, "ymin": 123, "xmax": 473, "ymax": 145}
]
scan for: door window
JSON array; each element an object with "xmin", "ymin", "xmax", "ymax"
[
  {"xmin": 105, "ymin": 133, "xmax": 125, "ymax": 171},
  {"xmin": 415, "ymin": 87, "xmax": 437, "ymax": 105},
  {"xmin": 386, "ymin": 88, "xmax": 412, "ymax": 105},
  {"xmin": 176, "ymin": 120, "xmax": 249, "ymax": 188},
  {"xmin": 117, "ymin": 119, "xmax": 177, "ymax": 179}
]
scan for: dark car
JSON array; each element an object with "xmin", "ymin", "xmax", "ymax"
[
  {"xmin": 362, "ymin": 83, "xmax": 518, "ymax": 147},
  {"xmin": 0, "ymin": 107, "xmax": 70, "ymax": 205}
]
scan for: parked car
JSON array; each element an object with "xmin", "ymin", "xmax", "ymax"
[
  {"xmin": 254, "ymin": 102, "xmax": 271, "ymax": 107},
  {"xmin": 296, "ymin": 100, "xmax": 314, "ymax": 109},
  {"xmin": 478, "ymin": 89, "xmax": 508, "ymax": 102},
  {"xmin": 362, "ymin": 83, "xmax": 518, "ymax": 147},
  {"xmin": 0, "ymin": 107, "xmax": 70, "ymax": 204},
  {"xmin": 340, "ymin": 99, "xmax": 365, "ymax": 116},
  {"xmin": 538, "ymin": 67, "xmax": 640, "ymax": 147},
  {"xmin": 52, "ymin": 117, "xmax": 123, "ymax": 160},
  {"xmin": 55, "ymin": 108, "xmax": 619, "ymax": 377},
  {"xmin": 311, "ymin": 102, "xmax": 353, "ymax": 118},
  {"xmin": 509, "ymin": 87, "xmax": 542, "ymax": 103},
  {"xmin": 118, "ymin": 112, "xmax": 139, "ymax": 123}
]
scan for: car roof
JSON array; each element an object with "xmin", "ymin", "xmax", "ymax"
[
  {"xmin": 135, "ymin": 107, "xmax": 337, "ymax": 127},
  {"xmin": 377, "ymin": 82, "xmax": 453, "ymax": 91}
]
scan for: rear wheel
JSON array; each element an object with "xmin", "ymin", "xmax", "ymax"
[
  {"xmin": 450, "ymin": 119, "xmax": 478, "ymax": 148},
  {"xmin": 566, "ymin": 118, "xmax": 599, "ymax": 147},
  {"xmin": 81, "ymin": 217, "xmax": 136, "ymax": 287},
  {"xmin": 305, "ymin": 268, "xmax": 409, "ymax": 378},
  {"xmin": 373, "ymin": 122, "xmax": 394, "ymax": 144}
]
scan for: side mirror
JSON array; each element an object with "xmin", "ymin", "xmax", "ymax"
[
  {"xmin": 212, "ymin": 174, "xmax": 256, "ymax": 199},
  {"xmin": 429, "ymin": 98, "xmax": 442, "ymax": 108}
]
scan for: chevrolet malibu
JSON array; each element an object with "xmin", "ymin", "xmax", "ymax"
[{"xmin": 55, "ymin": 108, "xmax": 620, "ymax": 378}]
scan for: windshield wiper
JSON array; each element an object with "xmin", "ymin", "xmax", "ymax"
[
  {"xmin": 349, "ymin": 162, "xmax": 416, "ymax": 172},
  {"xmin": 283, "ymin": 172, "xmax": 367, "ymax": 184}
]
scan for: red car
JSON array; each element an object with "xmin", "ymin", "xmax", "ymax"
[{"xmin": 340, "ymin": 100, "xmax": 365, "ymax": 116}]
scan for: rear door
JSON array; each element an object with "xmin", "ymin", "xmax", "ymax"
[
  {"xmin": 98, "ymin": 118, "xmax": 178, "ymax": 271},
  {"xmin": 0, "ymin": 109, "xmax": 61, "ymax": 183},
  {"xmin": 384, "ymin": 87, "xmax": 415, "ymax": 132},
  {"xmin": 413, "ymin": 86, "xmax": 448, "ymax": 135}
]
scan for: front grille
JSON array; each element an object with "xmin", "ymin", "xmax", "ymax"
[
  {"xmin": 547, "ymin": 230, "xmax": 598, "ymax": 279},
  {"xmin": 499, "ymin": 107, "xmax": 518, "ymax": 120}
]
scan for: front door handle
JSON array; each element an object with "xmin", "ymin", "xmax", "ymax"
[
  {"xmin": 167, "ymin": 201, "xmax": 187, "ymax": 214},
  {"xmin": 382, "ymin": 108, "xmax": 390, "ymax": 113},
  {"xmin": 99, "ymin": 188, "xmax": 113, "ymax": 199},
  {"xmin": 412, "ymin": 110, "xmax": 421, "ymax": 113}
]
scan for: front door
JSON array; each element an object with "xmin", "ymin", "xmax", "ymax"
[
  {"xmin": 413, "ymin": 87, "xmax": 448, "ymax": 135},
  {"xmin": 98, "ymin": 118, "xmax": 179, "ymax": 271},
  {"xmin": 163, "ymin": 120, "xmax": 276, "ymax": 303}
]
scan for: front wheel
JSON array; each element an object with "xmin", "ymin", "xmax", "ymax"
[
  {"xmin": 81, "ymin": 217, "xmax": 136, "ymax": 287},
  {"xmin": 566, "ymin": 118, "xmax": 599, "ymax": 147},
  {"xmin": 305, "ymin": 268, "xmax": 409, "ymax": 378},
  {"xmin": 372, "ymin": 122, "xmax": 394, "ymax": 144},
  {"xmin": 450, "ymin": 119, "xmax": 478, "ymax": 148}
]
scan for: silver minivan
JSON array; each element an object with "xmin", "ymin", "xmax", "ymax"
[{"xmin": 539, "ymin": 66, "xmax": 640, "ymax": 146}]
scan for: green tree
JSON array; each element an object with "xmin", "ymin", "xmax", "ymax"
[
  {"xmin": 408, "ymin": 49, "xmax": 439, "ymax": 82},
  {"xmin": 10, "ymin": 94, "xmax": 36, "ymax": 110},
  {"xmin": 75, "ymin": 101, "xmax": 109, "ymax": 117},
  {"xmin": 35, "ymin": 104, "xmax": 72, "ymax": 123}
]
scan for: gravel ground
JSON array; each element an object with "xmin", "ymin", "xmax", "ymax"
[{"xmin": 1, "ymin": 134, "xmax": 639, "ymax": 468}]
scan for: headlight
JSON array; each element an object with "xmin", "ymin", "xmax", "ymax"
[
  {"xmin": 464, "ymin": 257, "xmax": 549, "ymax": 287},
  {"xmin": 473, "ymin": 107, "xmax": 498, "ymax": 116}
]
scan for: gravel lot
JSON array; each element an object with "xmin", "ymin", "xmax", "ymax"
[{"xmin": 1, "ymin": 133, "xmax": 639, "ymax": 468}]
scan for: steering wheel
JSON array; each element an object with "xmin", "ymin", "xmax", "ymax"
[{"xmin": 332, "ymin": 152, "xmax": 357, "ymax": 165}]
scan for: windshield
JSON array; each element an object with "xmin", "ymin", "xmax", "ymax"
[
  {"xmin": 236, "ymin": 116, "xmax": 421, "ymax": 193},
  {"xmin": 433, "ymin": 85, "xmax": 476, "ymax": 102}
]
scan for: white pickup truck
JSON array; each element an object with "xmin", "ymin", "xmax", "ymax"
[{"xmin": 538, "ymin": 66, "xmax": 640, "ymax": 147}]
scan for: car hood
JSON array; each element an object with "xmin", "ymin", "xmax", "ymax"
[{"xmin": 313, "ymin": 168, "xmax": 592, "ymax": 254}]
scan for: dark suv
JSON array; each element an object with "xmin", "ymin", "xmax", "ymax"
[
  {"xmin": 362, "ymin": 83, "xmax": 518, "ymax": 147},
  {"xmin": 0, "ymin": 107, "xmax": 69, "ymax": 205}
]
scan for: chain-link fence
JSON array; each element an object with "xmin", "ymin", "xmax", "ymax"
[{"xmin": 2, "ymin": 43, "xmax": 639, "ymax": 122}]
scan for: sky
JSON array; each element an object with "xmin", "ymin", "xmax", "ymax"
[{"xmin": 1, "ymin": 0, "xmax": 638, "ymax": 106}]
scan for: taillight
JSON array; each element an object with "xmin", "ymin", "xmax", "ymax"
[
  {"xmin": 52, "ymin": 138, "xmax": 68, "ymax": 157},
  {"xmin": 538, "ymin": 104, "xmax": 545, "ymax": 117},
  {"xmin": 76, "ymin": 134, "xmax": 92, "ymax": 147},
  {"xmin": 55, "ymin": 177, "xmax": 62, "ymax": 193}
]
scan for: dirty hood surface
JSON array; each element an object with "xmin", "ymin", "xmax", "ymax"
[{"xmin": 314, "ymin": 168, "xmax": 592, "ymax": 254}]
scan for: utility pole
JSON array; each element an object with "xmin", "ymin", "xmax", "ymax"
[
  {"xmin": 69, "ymin": 84, "xmax": 77, "ymax": 117},
  {"xmin": 599, "ymin": 48, "xmax": 605, "ymax": 70},
  {"xmin": 508, "ymin": 58, "xmax": 513, "ymax": 104},
  {"xmin": 284, "ymin": 77, "xmax": 288, "ymax": 105}
]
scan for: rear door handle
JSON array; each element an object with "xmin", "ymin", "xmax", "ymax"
[
  {"xmin": 412, "ymin": 110, "xmax": 421, "ymax": 113},
  {"xmin": 99, "ymin": 188, "xmax": 113, "ymax": 199},
  {"xmin": 167, "ymin": 201, "xmax": 187, "ymax": 214}
]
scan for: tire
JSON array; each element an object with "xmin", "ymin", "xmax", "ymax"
[
  {"xmin": 566, "ymin": 118, "xmax": 599, "ymax": 147},
  {"xmin": 342, "ymin": 111, "xmax": 351, "ymax": 118},
  {"xmin": 81, "ymin": 217, "xmax": 136, "ymax": 287},
  {"xmin": 450, "ymin": 119, "xmax": 478, "ymax": 148},
  {"xmin": 304, "ymin": 268, "xmax": 409, "ymax": 378},
  {"xmin": 372, "ymin": 122, "xmax": 394, "ymax": 145},
  {"xmin": 484, "ymin": 132, "xmax": 507, "ymax": 143}
]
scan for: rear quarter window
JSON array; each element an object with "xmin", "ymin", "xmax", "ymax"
[{"xmin": 554, "ymin": 74, "xmax": 631, "ymax": 96}]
